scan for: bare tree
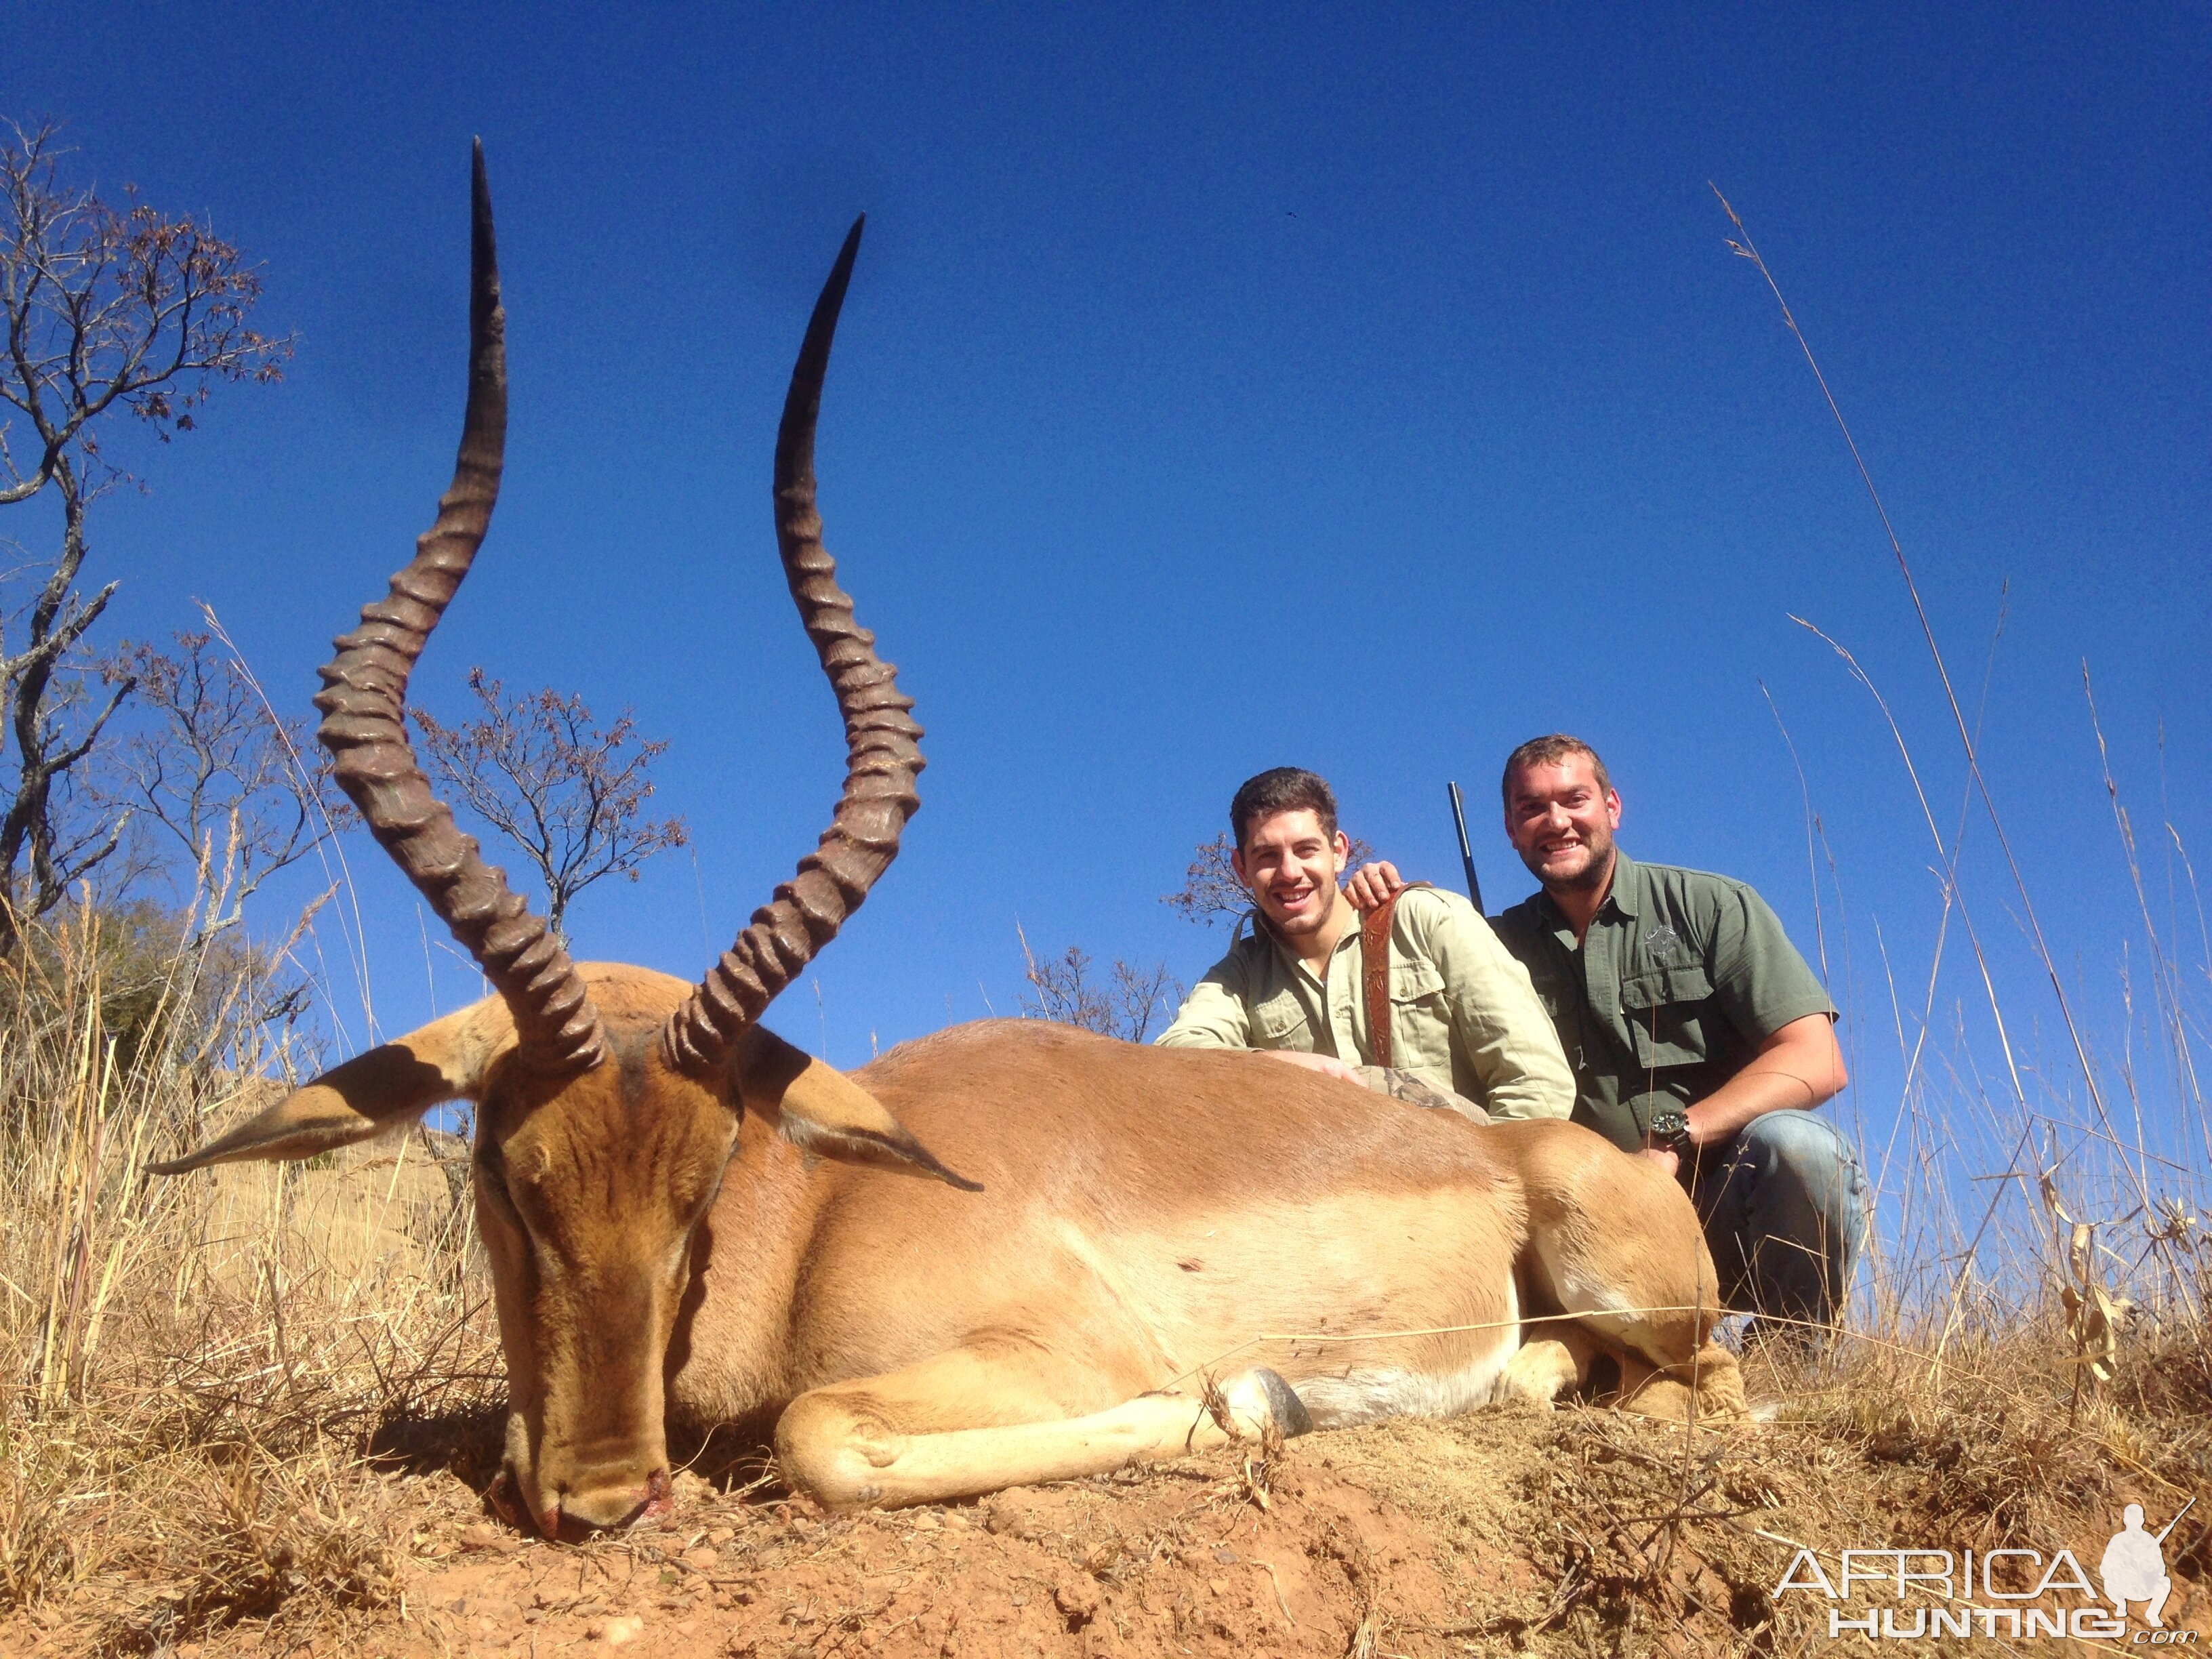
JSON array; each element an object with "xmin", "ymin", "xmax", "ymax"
[
  {"xmin": 98, "ymin": 619, "xmax": 349, "ymax": 942},
  {"xmin": 1162, "ymin": 829, "xmax": 1378, "ymax": 929},
  {"xmin": 1017, "ymin": 924, "xmax": 1185, "ymax": 1043},
  {"xmin": 0, "ymin": 119, "xmax": 289, "ymax": 951},
  {"xmin": 409, "ymin": 668, "xmax": 687, "ymax": 941},
  {"xmin": 1105, "ymin": 958, "xmax": 1184, "ymax": 1042}
]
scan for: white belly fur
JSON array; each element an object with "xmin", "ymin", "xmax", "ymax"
[{"xmin": 1284, "ymin": 1271, "xmax": 1526, "ymax": 1429}]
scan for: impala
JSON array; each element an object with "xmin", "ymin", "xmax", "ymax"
[{"xmin": 158, "ymin": 147, "xmax": 1744, "ymax": 1539}]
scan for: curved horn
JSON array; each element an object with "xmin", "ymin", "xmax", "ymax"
[
  {"xmin": 662, "ymin": 217, "xmax": 924, "ymax": 1074},
  {"xmin": 313, "ymin": 142, "xmax": 608, "ymax": 1073}
]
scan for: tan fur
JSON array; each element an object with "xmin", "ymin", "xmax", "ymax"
[{"xmin": 165, "ymin": 963, "xmax": 1742, "ymax": 1531}]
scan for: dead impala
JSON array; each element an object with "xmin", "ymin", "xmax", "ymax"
[{"xmin": 157, "ymin": 146, "xmax": 1744, "ymax": 1538}]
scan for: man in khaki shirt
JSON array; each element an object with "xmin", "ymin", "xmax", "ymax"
[{"xmin": 1155, "ymin": 767, "xmax": 1574, "ymax": 1122}]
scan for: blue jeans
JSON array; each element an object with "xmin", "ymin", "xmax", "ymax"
[{"xmin": 1683, "ymin": 1111, "xmax": 1866, "ymax": 1330}]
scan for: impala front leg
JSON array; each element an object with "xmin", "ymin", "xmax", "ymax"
[{"xmin": 774, "ymin": 1346, "xmax": 1313, "ymax": 1509}]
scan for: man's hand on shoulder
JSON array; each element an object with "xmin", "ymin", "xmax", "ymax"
[
  {"xmin": 1252, "ymin": 1049, "xmax": 1364, "ymax": 1086},
  {"xmin": 1344, "ymin": 861, "xmax": 1408, "ymax": 913}
]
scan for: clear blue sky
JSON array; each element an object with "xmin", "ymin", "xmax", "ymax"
[{"xmin": 12, "ymin": 6, "xmax": 2209, "ymax": 1193}]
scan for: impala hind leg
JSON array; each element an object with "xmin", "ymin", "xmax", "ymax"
[
  {"xmin": 775, "ymin": 1347, "xmax": 1311, "ymax": 1509},
  {"xmin": 1605, "ymin": 1341, "xmax": 1745, "ymax": 1421},
  {"xmin": 1523, "ymin": 1145, "xmax": 1748, "ymax": 1420}
]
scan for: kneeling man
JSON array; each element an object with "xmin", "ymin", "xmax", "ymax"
[
  {"xmin": 1156, "ymin": 766, "xmax": 1574, "ymax": 1122},
  {"xmin": 1355, "ymin": 736, "xmax": 1866, "ymax": 1339}
]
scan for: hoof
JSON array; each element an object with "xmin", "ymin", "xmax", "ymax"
[
  {"xmin": 1616, "ymin": 1343, "xmax": 1748, "ymax": 1423},
  {"xmin": 1234, "ymin": 1367, "xmax": 1314, "ymax": 1437}
]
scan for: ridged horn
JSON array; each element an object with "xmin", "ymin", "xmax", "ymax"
[
  {"xmin": 312, "ymin": 142, "xmax": 608, "ymax": 1073},
  {"xmin": 662, "ymin": 216, "xmax": 924, "ymax": 1074}
]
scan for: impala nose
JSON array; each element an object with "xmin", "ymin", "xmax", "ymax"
[
  {"xmin": 555, "ymin": 1465, "xmax": 675, "ymax": 1538},
  {"xmin": 496, "ymin": 1463, "xmax": 674, "ymax": 1539}
]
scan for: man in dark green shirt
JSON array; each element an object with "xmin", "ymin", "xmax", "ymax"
[{"xmin": 1351, "ymin": 735, "xmax": 1865, "ymax": 1338}]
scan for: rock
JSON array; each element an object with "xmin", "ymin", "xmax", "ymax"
[
  {"xmin": 588, "ymin": 1615, "xmax": 646, "ymax": 1645},
  {"xmin": 1053, "ymin": 1576, "xmax": 1100, "ymax": 1621},
  {"xmin": 681, "ymin": 1545, "xmax": 718, "ymax": 1570}
]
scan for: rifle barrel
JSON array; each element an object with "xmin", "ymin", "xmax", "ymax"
[
  {"xmin": 2156, "ymin": 1494, "xmax": 2196, "ymax": 1544},
  {"xmin": 1447, "ymin": 781, "xmax": 1484, "ymax": 913}
]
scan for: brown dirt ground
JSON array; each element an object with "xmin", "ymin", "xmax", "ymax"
[{"xmin": 5, "ymin": 1389, "xmax": 2202, "ymax": 1659}]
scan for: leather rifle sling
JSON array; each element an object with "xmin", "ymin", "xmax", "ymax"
[{"xmin": 1360, "ymin": 883, "xmax": 1430, "ymax": 1070}]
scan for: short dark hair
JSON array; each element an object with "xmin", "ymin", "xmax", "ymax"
[
  {"xmin": 1501, "ymin": 735, "xmax": 1613, "ymax": 808},
  {"xmin": 1229, "ymin": 767, "xmax": 1338, "ymax": 849}
]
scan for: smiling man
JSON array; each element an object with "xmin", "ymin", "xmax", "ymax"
[
  {"xmin": 1154, "ymin": 767, "xmax": 1573, "ymax": 1123},
  {"xmin": 1353, "ymin": 735, "xmax": 1866, "ymax": 1340}
]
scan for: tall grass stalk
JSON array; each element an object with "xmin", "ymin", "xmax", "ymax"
[
  {"xmin": 0, "ymin": 893, "xmax": 498, "ymax": 1643},
  {"xmin": 1714, "ymin": 189, "xmax": 2209, "ymax": 1401}
]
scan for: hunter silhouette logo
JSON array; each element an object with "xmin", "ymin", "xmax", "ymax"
[{"xmin": 2104, "ymin": 1500, "xmax": 2192, "ymax": 1631}]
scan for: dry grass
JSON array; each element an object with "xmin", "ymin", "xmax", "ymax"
[{"xmin": 0, "ymin": 903, "xmax": 504, "ymax": 1650}]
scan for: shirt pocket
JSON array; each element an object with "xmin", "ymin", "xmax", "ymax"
[
  {"xmin": 1250, "ymin": 993, "xmax": 1312, "ymax": 1049},
  {"xmin": 1385, "ymin": 961, "xmax": 1453, "ymax": 1072},
  {"xmin": 1618, "ymin": 963, "xmax": 1715, "ymax": 1071}
]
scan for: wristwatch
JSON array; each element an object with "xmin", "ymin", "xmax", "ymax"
[{"xmin": 1645, "ymin": 1109, "xmax": 1692, "ymax": 1153}]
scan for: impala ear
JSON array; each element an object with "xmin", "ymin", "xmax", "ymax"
[
  {"xmin": 734, "ymin": 1027, "xmax": 981, "ymax": 1191},
  {"xmin": 150, "ymin": 1000, "xmax": 514, "ymax": 1174}
]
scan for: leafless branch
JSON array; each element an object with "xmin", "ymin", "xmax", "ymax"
[
  {"xmin": 1016, "ymin": 922, "xmax": 1185, "ymax": 1043},
  {"xmin": 409, "ymin": 669, "xmax": 687, "ymax": 942},
  {"xmin": 0, "ymin": 119, "xmax": 291, "ymax": 951},
  {"xmin": 95, "ymin": 626, "xmax": 350, "ymax": 943}
]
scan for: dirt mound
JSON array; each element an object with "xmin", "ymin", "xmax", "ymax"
[
  {"xmin": 5, "ymin": 1353, "xmax": 2206, "ymax": 1657},
  {"xmin": 0, "ymin": 1407, "xmax": 1797, "ymax": 1658}
]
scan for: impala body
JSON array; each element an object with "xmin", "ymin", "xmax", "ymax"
[{"xmin": 159, "ymin": 148, "xmax": 1744, "ymax": 1539}]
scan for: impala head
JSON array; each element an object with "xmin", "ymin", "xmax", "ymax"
[{"xmin": 153, "ymin": 144, "xmax": 969, "ymax": 1539}]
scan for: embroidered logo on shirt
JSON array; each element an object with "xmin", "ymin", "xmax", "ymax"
[{"xmin": 1643, "ymin": 924, "xmax": 1684, "ymax": 965}]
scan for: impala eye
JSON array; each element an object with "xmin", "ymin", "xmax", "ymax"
[{"xmin": 474, "ymin": 1144, "xmax": 518, "ymax": 1205}]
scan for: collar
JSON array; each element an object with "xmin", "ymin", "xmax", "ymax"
[
  {"xmin": 1249, "ymin": 896, "xmax": 1362, "ymax": 970},
  {"xmin": 1601, "ymin": 849, "xmax": 1640, "ymax": 918},
  {"xmin": 1532, "ymin": 847, "xmax": 1639, "ymax": 929}
]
